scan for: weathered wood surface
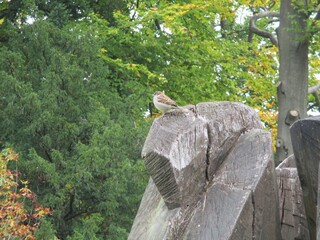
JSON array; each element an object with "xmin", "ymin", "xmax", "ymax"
[
  {"xmin": 275, "ymin": 155, "xmax": 309, "ymax": 240},
  {"xmin": 141, "ymin": 108, "xmax": 208, "ymax": 209},
  {"xmin": 129, "ymin": 102, "xmax": 281, "ymax": 240},
  {"xmin": 196, "ymin": 102, "xmax": 262, "ymax": 181},
  {"xmin": 290, "ymin": 117, "xmax": 320, "ymax": 240},
  {"xmin": 184, "ymin": 129, "xmax": 280, "ymax": 240}
]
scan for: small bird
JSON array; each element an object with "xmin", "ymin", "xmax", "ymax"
[{"xmin": 153, "ymin": 91, "xmax": 178, "ymax": 113}]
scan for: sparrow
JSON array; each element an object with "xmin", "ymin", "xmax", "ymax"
[{"xmin": 153, "ymin": 91, "xmax": 178, "ymax": 113}]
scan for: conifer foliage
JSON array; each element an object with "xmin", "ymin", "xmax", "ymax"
[{"xmin": 1, "ymin": 0, "xmax": 320, "ymax": 238}]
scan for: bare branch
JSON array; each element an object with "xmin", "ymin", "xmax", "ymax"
[
  {"xmin": 315, "ymin": 8, "xmax": 320, "ymax": 21},
  {"xmin": 268, "ymin": 0, "xmax": 276, "ymax": 10},
  {"xmin": 268, "ymin": 19, "xmax": 279, "ymax": 24},
  {"xmin": 130, "ymin": 0, "xmax": 140, "ymax": 21},
  {"xmin": 311, "ymin": 7, "xmax": 320, "ymax": 32},
  {"xmin": 307, "ymin": 92, "xmax": 320, "ymax": 110},
  {"xmin": 249, "ymin": 11, "xmax": 280, "ymax": 46},
  {"xmin": 313, "ymin": 92, "xmax": 320, "ymax": 106},
  {"xmin": 308, "ymin": 83, "xmax": 320, "ymax": 94}
]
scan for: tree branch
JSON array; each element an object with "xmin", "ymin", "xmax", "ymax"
[
  {"xmin": 307, "ymin": 92, "xmax": 320, "ymax": 110},
  {"xmin": 249, "ymin": 11, "xmax": 280, "ymax": 46},
  {"xmin": 310, "ymin": 8, "xmax": 320, "ymax": 35},
  {"xmin": 130, "ymin": 0, "xmax": 139, "ymax": 21},
  {"xmin": 154, "ymin": 19, "xmax": 161, "ymax": 31},
  {"xmin": 308, "ymin": 83, "xmax": 320, "ymax": 94},
  {"xmin": 313, "ymin": 92, "xmax": 320, "ymax": 108},
  {"xmin": 315, "ymin": 8, "xmax": 320, "ymax": 21},
  {"xmin": 63, "ymin": 191, "xmax": 75, "ymax": 221}
]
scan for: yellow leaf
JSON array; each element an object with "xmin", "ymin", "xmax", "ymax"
[
  {"xmin": 65, "ymin": 183, "xmax": 72, "ymax": 190},
  {"xmin": 100, "ymin": 48, "xmax": 108, "ymax": 53}
]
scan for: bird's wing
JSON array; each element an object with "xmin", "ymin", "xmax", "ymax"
[{"xmin": 158, "ymin": 94, "xmax": 178, "ymax": 107}]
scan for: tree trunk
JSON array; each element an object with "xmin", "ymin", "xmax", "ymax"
[{"xmin": 276, "ymin": 0, "xmax": 309, "ymax": 163}]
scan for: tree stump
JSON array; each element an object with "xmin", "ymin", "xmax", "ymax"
[
  {"xmin": 290, "ymin": 116, "xmax": 320, "ymax": 240},
  {"xmin": 129, "ymin": 102, "xmax": 281, "ymax": 240},
  {"xmin": 275, "ymin": 155, "xmax": 309, "ymax": 240}
]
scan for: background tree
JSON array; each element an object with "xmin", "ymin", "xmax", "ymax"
[
  {"xmin": 248, "ymin": 0, "xmax": 320, "ymax": 162},
  {"xmin": 0, "ymin": 10, "xmax": 150, "ymax": 239},
  {"xmin": 1, "ymin": 0, "xmax": 320, "ymax": 238}
]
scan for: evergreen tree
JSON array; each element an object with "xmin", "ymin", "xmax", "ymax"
[{"xmin": 0, "ymin": 18, "xmax": 149, "ymax": 238}]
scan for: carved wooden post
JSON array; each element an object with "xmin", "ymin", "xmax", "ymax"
[
  {"xmin": 129, "ymin": 102, "xmax": 281, "ymax": 240},
  {"xmin": 275, "ymin": 155, "xmax": 309, "ymax": 239},
  {"xmin": 290, "ymin": 117, "xmax": 320, "ymax": 240},
  {"xmin": 142, "ymin": 109, "xmax": 208, "ymax": 209}
]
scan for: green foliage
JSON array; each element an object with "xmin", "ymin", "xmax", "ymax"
[
  {"xmin": 0, "ymin": 0, "xmax": 279, "ymax": 237},
  {"xmin": 1, "ymin": 0, "xmax": 319, "ymax": 238},
  {"xmin": 34, "ymin": 218, "xmax": 57, "ymax": 239},
  {"xmin": 0, "ymin": 17, "xmax": 149, "ymax": 238},
  {"xmin": 66, "ymin": 214, "xmax": 103, "ymax": 240},
  {"xmin": 106, "ymin": 0, "xmax": 278, "ymax": 110}
]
